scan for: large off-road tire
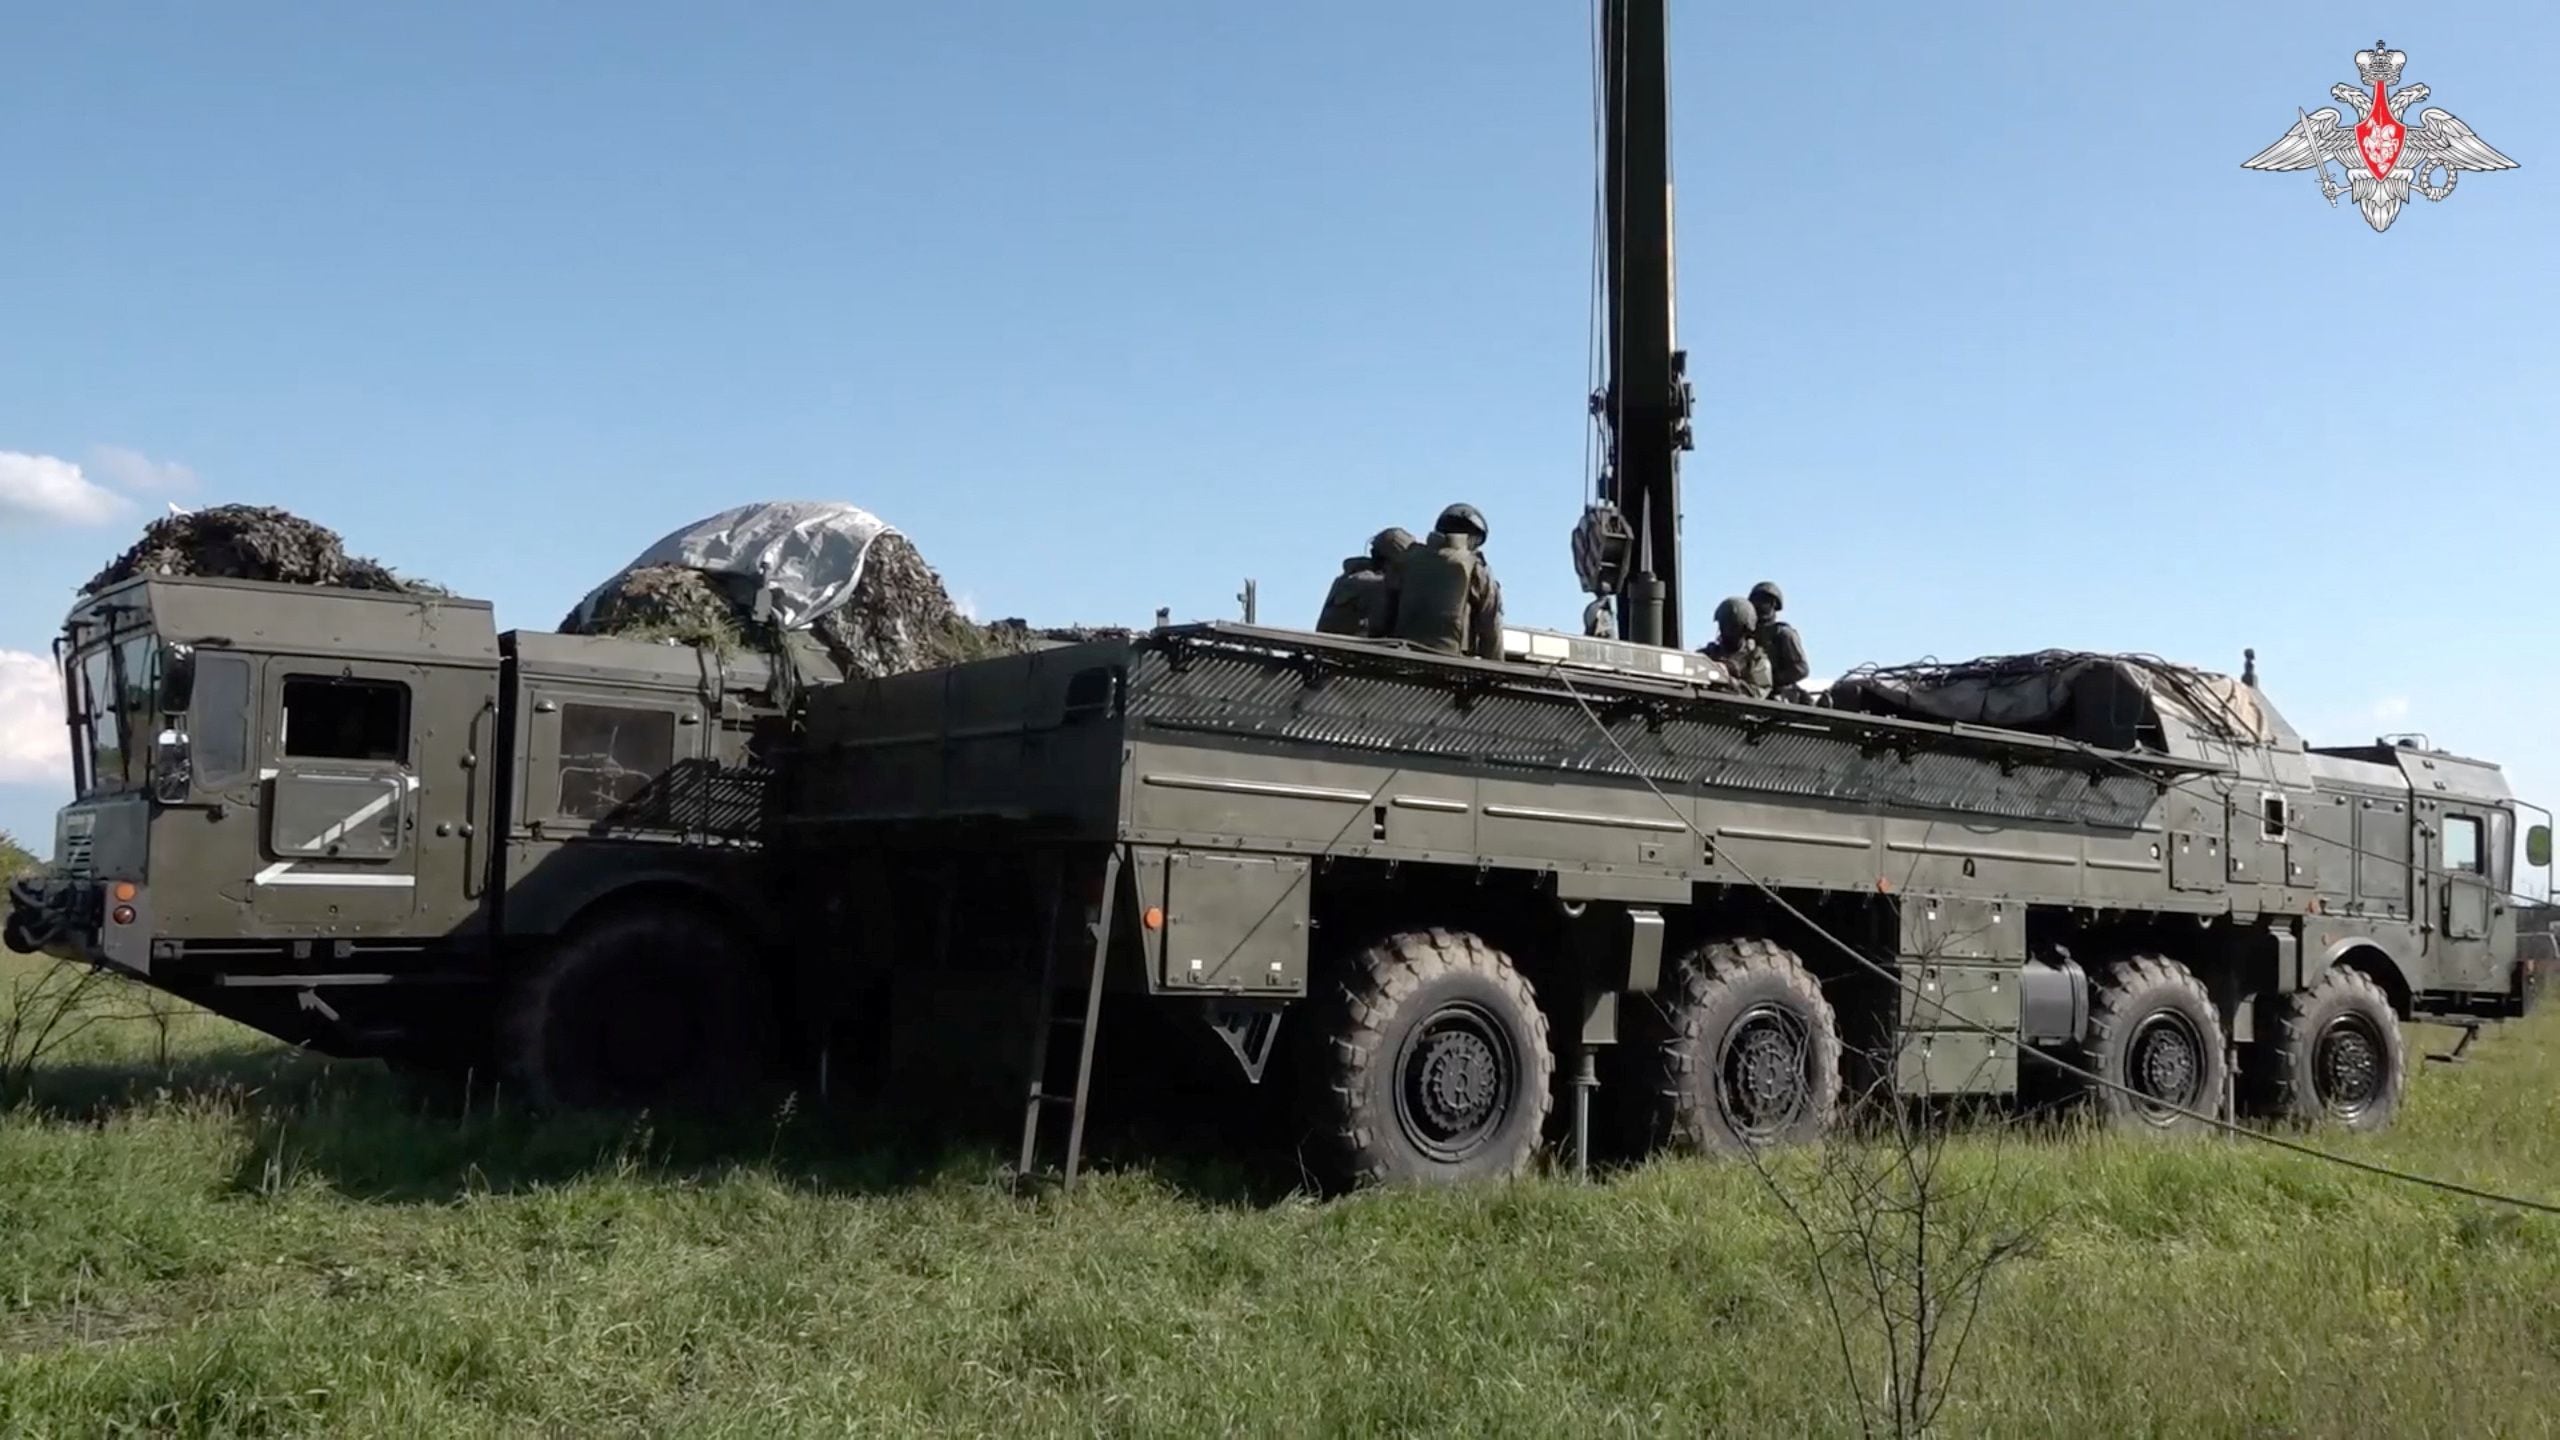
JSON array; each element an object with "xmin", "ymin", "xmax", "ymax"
[
  {"xmin": 1619, "ymin": 937, "xmax": 1842, "ymax": 1156},
  {"xmin": 2259, "ymin": 966, "xmax": 2405, "ymax": 1132},
  {"xmin": 2077, "ymin": 955, "xmax": 2228, "ymax": 1135},
  {"xmin": 1304, "ymin": 928, "xmax": 1554, "ymax": 1189},
  {"xmin": 500, "ymin": 903, "xmax": 777, "ymax": 1115}
]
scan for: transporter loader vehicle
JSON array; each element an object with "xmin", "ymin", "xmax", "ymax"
[{"xmin": 10, "ymin": 0, "xmax": 2549, "ymax": 1189}]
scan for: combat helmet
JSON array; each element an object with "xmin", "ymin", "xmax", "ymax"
[
  {"xmin": 1435, "ymin": 503, "xmax": 1488, "ymax": 543},
  {"xmin": 1369, "ymin": 526, "xmax": 1417, "ymax": 566},
  {"xmin": 1748, "ymin": 580, "xmax": 1784, "ymax": 611},
  {"xmin": 1713, "ymin": 595, "xmax": 1757, "ymax": 634}
]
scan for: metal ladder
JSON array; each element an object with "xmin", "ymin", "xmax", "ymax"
[{"xmin": 1015, "ymin": 847, "xmax": 1122, "ymax": 1188}]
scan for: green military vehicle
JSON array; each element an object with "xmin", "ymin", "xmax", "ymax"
[
  {"xmin": 13, "ymin": 575, "xmax": 2543, "ymax": 1190},
  {"xmin": 10, "ymin": 0, "xmax": 2548, "ymax": 1190},
  {"xmin": 5, "ymin": 572, "xmax": 822, "ymax": 1109},
  {"xmin": 777, "ymin": 621, "xmax": 2547, "ymax": 1185}
]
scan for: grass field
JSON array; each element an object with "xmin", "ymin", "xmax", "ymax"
[{"xmin": 2, "ymin": 954, "xmax": 2556, "ymax": 1437}]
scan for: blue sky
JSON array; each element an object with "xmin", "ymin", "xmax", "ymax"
[{"xmin": 1, "ymin": 2, "xmax": 2551, "ymax": 884}]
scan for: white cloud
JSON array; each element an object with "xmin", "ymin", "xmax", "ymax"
[
  {"xmin": 950, "ymin": 591, "xmax": 978, "ymax": 620},
  {"xmin": 2371, "ymin": 695, "xmax": 2412, "ymax": 723},
  {"xmin": 87, "ymin": 444, "xmax": 198, "ymax": 494},
  {"xmin": 0, "ymin": 451, "xmax": 130, "ymax": 528},
  {"xmin": 0, "ymin": 649, "xmax": 70, "ymax": 786}
]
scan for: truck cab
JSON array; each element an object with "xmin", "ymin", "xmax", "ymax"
[{"xmin": 6, "ymin": 574, "xmax": 810, "ymax": 1079}]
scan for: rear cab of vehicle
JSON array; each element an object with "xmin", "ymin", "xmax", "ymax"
[
  {"xmin": 2307, "ymin": 739, "xmax": 2549, "ymax": 1020},
  {"xmin": 5, "ymin": 575, "xmax": 501, "ymax": 1050}
]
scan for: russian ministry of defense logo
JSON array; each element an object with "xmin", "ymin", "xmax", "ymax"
[{"xmin": 2243, "ymin": 43, "xmax": 2515, "ymax": 232}]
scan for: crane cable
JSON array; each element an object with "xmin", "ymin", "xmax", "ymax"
[{"xmin": 1546, "ymin": 670, "xmax": 2560, "ymax": 1217}]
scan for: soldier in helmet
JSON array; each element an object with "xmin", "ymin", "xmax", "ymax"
[
  {"xmin": 1700, "ymin": 594, "xmax": 1772, "ymax": 697},
  {"xmin": 1749, "ymin": 580, "xmax": 1809, "ymax": 697},
  {"xmin": 1383, "ymin": 502, "xmax": 1503, "ymax": 659},
  {"xmin": 1315, "ymin": 526, "xmax": 1416, "ymax": 637}
]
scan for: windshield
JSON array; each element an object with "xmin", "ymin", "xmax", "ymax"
[{"xmin": 70, "ymin": 632, "xmax": 162, "ymax": 795}]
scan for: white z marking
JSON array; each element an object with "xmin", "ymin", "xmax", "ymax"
[{"xmin": 253, "ymin": 775, "xmax": 421, "ymax": 889}]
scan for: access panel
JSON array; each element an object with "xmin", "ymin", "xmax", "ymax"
[{"xmin": 1155, "ymin": 850, "xmax": 1311, "ymax": 996}]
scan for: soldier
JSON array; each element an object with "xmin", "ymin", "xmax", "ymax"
[
  {"xmin": 1700, "ymin": 594, "xmax": 1771, "ymax": 697},
  {"xmin": 1749, "ymin": 580, "xmax": 1809, "ymax": 696},
  {"xmin": 1383, "ymin": 503, "xmax": 1503, "ymax": 659},
  {"xmin": 1315, "ymin": 527, "xmax": 1416, "ymax": 637}
]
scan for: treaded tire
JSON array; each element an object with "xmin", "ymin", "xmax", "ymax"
[
  {"xmin": 2261, "ymin": 966, "xmax": 2404, "ymax": 1132},
  {"xmin": 1619, "ymin": 937, "xmax": 1841, "ymax": 1155},
  {"xmin": 501, "ymin": 904, "xmax": 776, "ymax": 1115},
  {"xmin": 1305, "ymin": 928, "xmax": 1553, "ymax": 1189},
  {"xmin": 2077, "ymin": 955, "xmax": 2227, "ymax": 1135}
]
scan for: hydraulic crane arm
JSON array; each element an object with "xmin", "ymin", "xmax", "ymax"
[{"xmin": 1571, "ymin": 0, "xmax": 1693, "ymax": 649}]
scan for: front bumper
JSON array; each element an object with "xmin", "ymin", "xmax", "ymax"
[{"xmin": 5, "ymin": 875, "xmax": 104, "ymax": 967}]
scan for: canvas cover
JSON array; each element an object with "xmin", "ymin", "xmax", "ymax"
[
  {"xmin": 564, "ymin": 500, "xmax": 893, "ymax": 634},
  {"xmin": 1825, "ymin": 651, "xmax": 2279, "ymax": 756}
]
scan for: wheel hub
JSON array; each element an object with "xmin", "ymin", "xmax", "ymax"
[
  {"xmin": 1417, "ymin": 1030, "xmax": 1498, "ymax": 1131},
  {"xmin": 1717, "ymin": 1005, "xmax": 1810, "ymax": 1140},
  {"xmin": 1393, "ymin": 1001, "xmax": 1517, "ymax": 1161},
  {"xmin": 2125, "ymin": 1011, "xmax": 2205, "ymax": 1122},
  {"xmin": 2314, "ymin": 1015, "xmax": 2384, "ymax": 1118}
]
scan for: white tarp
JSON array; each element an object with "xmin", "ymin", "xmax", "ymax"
[{"xmin": 565, "ymin": 500, "xmax": 895, "ymax": 633}]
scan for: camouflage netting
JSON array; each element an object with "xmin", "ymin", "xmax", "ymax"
[
  {"xmin": 562, "ymin": 529, "xmax": 1124, "ymax": 679},
  {"xmin": 83, "ymin": 504, "xmax": 437, "ymax": 596}
]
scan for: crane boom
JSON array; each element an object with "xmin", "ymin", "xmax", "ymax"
[{"xmin": 1571, "ymin": 0, "xmax": 1692, "ymax": 648}]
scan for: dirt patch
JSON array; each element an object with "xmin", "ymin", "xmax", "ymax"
[{"xmin": 83, "ymin": 505, "xmax": 435, "ymax": 597}]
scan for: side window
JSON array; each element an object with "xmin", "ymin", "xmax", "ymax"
[
  {"xmin": 281, "ymin": 677, "xmax": 410, "ymax": 763},
  {"xmin": 2489, "ymin": 810, "xmax": 2513, "ymax": 893},
  {"xmin": 557, "ymin": 703, "xmax": 676, "ymax": 820},
  {"xmin": 2259, "ymin": 792, "xmax": 2289, "ymax": 839},
  {"xmin": 2442, "ymin": 814, "xmax": 2483, "ymax": 875},
  {"xmin": 190, "ymin": 654, "xmax": 254, "ymax": 781}
]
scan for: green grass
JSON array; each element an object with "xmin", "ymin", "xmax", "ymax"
[{"xmin": 3, "ymin": 957, "xmax": 2557, "ymax": 1437}]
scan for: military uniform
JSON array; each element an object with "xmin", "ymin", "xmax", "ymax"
[
  {"xmin": 1383, "ymin": 504, "xmax": 1502, "ymax": 659},
  {"xmin": 1750, "ymin": 580, "xmax": 1809, "ymax": 695},
  {"xmin": 1761, "ymin": 619, "xmax": 1807, "ymax": 691},
  {"xmin": 1316, "ymin": 559, "xmax": 1390, "ymax": 636},
  {"xmin": 1704, "ymin": 635, "xmax": 1772, "ymax": 696},
  {"xmin": 1701, "ymin": 595, "xmax": 1771, "ymax": 697},
  {"xmin": 1315, "ymin": 528, "xmax": 1415, "ymax": 637}
]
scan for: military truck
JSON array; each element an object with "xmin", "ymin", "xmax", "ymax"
[
  {"xmin": 11, "ymin": 0, "xmax": 2549, "ymax": 1191},
  {"xmin": 4, "ymin": 572, "xmax": 822, "ymax": 1109},
  {"xmin": 772, "ymin": 620, "xmax": 2547, "ymax": 1185}
]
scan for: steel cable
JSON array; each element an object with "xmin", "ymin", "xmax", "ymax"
[{"xmin": 1548, "ymin": 670, "xmax": 2560, "ymax": 1217}]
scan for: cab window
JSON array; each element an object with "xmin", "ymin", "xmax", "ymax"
[
  {"xmin": 557, "ymin": 702, "xmax": 677, "ymax": 820},
  {"xmin": 2442, "ymin": 814, "xmax": 2483, "ymax": 875},
  {"xmin": 189, "ymin": 653, "xmax": 255, "ymax": 782},
  {"xmin": 281, "ymin": 677, "xmax": 410, "ymax": 763}
]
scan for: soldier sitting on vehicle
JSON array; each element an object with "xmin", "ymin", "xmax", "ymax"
[
  {"xmin": 1382, "ymin": 503, "xmax": 1503, "ymax": 659},
  {"xmin": 1700, "ymin": 595, "xmax": 1771, "ymax": 697},
  {"xmin": 1749, "ymin": 580, "xmax": 1810, "ymax": 698},
  {"xmin": 1315, "ymin": 526, "xmax": 1416, "ymax": 637}
]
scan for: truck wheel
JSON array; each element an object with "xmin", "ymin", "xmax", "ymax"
[
  {"xmin": 2261, "ymin": 966, "xmax": 2404, "ymax": 1132},
  {"xmin": 2077, "ymin": 955, "xmax": 2227, "ymax": 1135},
  {"xmin": 502, "ymin": 904, "xmax": 776, "ymax": 1115},
  {"xmin": 1307, "ymin": 928, "xmax": 1553, "ymax": 1188},
  {"xmin": 1620, "ymin": 937, "xmax": 1841, "ymax": 1155}
]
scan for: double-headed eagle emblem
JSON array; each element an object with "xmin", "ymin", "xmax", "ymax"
[{"xmin": 2243, "ymin": 43, "xmax": 2515, "ymax": 232}]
